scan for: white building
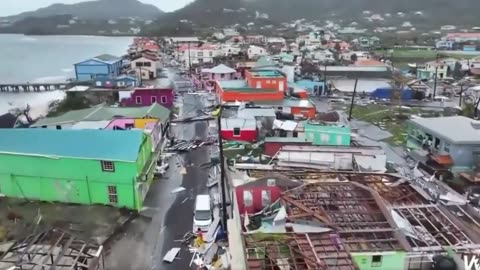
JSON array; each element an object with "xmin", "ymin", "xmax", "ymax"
[
  {"xmin": 131, "ymin": 56, "xmax": 160, "ymax": 80},
  {"xmin": 247, "ymin": 45, "xmax": 267, "ymax": 59},
  {"xmin": 221, "ymin": 44, "xmax": 242, "ymax": 56},
  {"xmin": 223, "ymin": 28, "xmax": 240, "ymax": 36},
  {"xmin": 176, "ymin": 44, "xmax": 220, "ymax": 66},
  {"xmin": 201, "ymin": 64, "xmax": 238, "ymax": 81},
  {"xmin": 312, "ymin": 50, "xmax": 335, "ymax": 63}
]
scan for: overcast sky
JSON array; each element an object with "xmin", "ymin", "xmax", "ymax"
[{"xmin": 0, "ymin": 0, "xmax": 193, "ymax": 16}]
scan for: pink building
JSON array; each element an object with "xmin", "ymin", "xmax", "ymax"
[{"xmin": 120, "ymin": 88, "xmax": 174, "ymax": 109}]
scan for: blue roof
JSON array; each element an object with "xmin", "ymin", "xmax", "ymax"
[{"xmin": 0, "ymin": 129, "xmax": 144, "ymax": 162}]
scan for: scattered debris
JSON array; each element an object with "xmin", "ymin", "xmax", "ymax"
[
  {"xmin": 166, "ymin": 136, "xmax": 218, "ymax": 152},
  {"xmin": 163, "ymin": 247, "xmax": 181, "ymax": 263},
  {"xmin": 171, "ymin": 187, "xmax": 186, "ymax": 194}
]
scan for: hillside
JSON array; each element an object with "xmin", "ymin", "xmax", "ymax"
[
  {"xmin": 151, "ymin": 0, "xmax": 480, "ymax": 31},
  {"xmin": 3, "ymin": 0, "xmax": 163, "ymax": 21}
]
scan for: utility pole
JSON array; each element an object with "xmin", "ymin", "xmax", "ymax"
[
  {"xmin": 433, "ymin": 54, "xmax": 440, "ymax": 99},
  {"xmin": 459, "ymin": 84, "xmax": 463, "ymax": 107},
  {"xmin": 324, "ymin": 65, "xmax": 328, "ymax": 95},
  {"xmin": 348, "ymin": 78, "xmax": 359, "ymax": 121},
  {"xmin": 217, "ymin": 106, "xmax": 228, "ymax": 232},
  {"xmin": 188, "ymin": 42, "xmax": 192, "ymax": 78}
]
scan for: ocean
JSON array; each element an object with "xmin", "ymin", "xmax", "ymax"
[{"xmin": 0, "ymin": 34, "xmax": 133, "ymax": 117}]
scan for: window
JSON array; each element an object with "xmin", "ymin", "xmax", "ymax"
[
  {"xmin": 197, "ymin": 52, "xmax": 204, "ymax": 57},
  {"xmin": 266, "ymin": 80, "xmax": 271, "ymax": 84},
  {"xmin": 434, "ymin": 138, "xmax": 441, "ymax": 150},
  {"xmin": 209, "ymin": 51, "xmax": 213, "ymax": 57},
  {"xmin": 261, "ymin": 190, "xmax": 271, "ymax": 208},
  {"xmin": 444, "ymin": 142, "xmax": 451, "ymax": 153},
  {"xmin": 56, "ymin": 125, "xmax": 62, "ymax": 130},
  {"xmin": 144, "ymin": 62, "xmax": 151, "ymax": 67},
  {"xmin": 233, "ymin": 127, "xmax": 241, "ymax": 136},
  {"xmin": 221, "ymin": 74, "xmax": 225, "ymax": 78},
  {"xmin": 161, "ymin": 96, "xmax": 168, "ymax": 104},
  {"xmin": 371, "ymin": 255, "xmax": 382, "ymax": 267},
  {"xmin": 272, "ymin": 80, "xmax": 277, "ymax": 84},
  {"xmin": 151, "ymin": 96, "xmax": 157, "ymax": 103},
  {"xmin": 321, "ymin": 133, "xmax": 330, "ymax": 144},
  {"xmin": 101, "ymin": 161, "xmax": 115, "ymax": 172},
  {"xmin": 117, "ymin": 81, "xmax": 125, "ymax": 87},
  {"xmin": 107, "ymin": 185, "xmax": 118, "ymax": 204},
  {"xmin": 243, "ymin": 190, "xmax": 253, "ymax": 207},
  {"xmin": 135, "ymin": 62, "xmax": 143, "ymax": 67},
  {"xmin": 256, "ymin": 81, "xmax": 262, "ymax": 88},
  {"xmin": 135, "ymin": 96, "xmax": 142, "ymax": 104},
  {"xmin": 293, "ymin": 131, "xmax": 298, "ymax": 138}
]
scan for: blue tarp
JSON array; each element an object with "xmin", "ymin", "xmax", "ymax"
[{"xmin": 370, "ymin": 88, "xmax": 412, "ymax": 100}]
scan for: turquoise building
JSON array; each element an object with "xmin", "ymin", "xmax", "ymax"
[{"xmin": 304, "ymin": 121, "xmax": 351, "ymax": 146}]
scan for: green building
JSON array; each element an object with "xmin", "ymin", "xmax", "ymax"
[
  {"xmin": 0, "ymin": 129, "xmax": 155, "ymax": 210},
  {"xmin": 304, "ymin": 121, "xmax": 351, "ymax": 146}
]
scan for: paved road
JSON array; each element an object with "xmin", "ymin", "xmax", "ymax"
[{"xmin": 105, "ymin": 71, "xmax": 211, "ymax": 270}]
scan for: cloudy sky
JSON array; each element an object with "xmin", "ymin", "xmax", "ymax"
[{"xmin": 0, "ymin": 0, "xmax": 193, "ymax": 16}]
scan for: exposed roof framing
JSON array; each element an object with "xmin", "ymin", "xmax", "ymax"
[{"xmin": 0, "ymin": 228, "xmax": 104, "ymax": 270}]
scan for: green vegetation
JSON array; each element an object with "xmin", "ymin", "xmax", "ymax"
[
  {"xmin": 351, "ymin": 104, "xmax": 421, "ymax": 146},
  {"xmin": 373, "ymin": 49, "xmax": 480, "ymax": 62},
  {"xmin": 47, "ymin": 95, "xmax": 91, "ymax": 117}
]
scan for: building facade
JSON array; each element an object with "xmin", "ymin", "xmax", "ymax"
[
  {"xmin": 304, "ymin": 121, "xmax": 351, "ymax": 146},
  {"xmin": 74, "ymin": 54, "xmax": 123, "ymax": 81},
  {"xmin": 0, "ymin": 129, "xmax": 155, "ymax": 210},
  {"xmin": 407, "ymin": 116, "xmax": 480, "ymax": 171},
  {"xmin": 120, "ymin": 88, "xmax": 174, "ymax": 109}
]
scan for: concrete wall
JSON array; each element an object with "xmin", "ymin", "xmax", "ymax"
[{"xmin": 0, "ymin": 155, "xmax": 138, "ymax": 209}]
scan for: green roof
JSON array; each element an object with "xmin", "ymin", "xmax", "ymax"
[
  {"xmin": 250, "ymin": 70, "xmax": 284, "ymax": 78},
  {"xmin": 32, "ymin": 103, "xmax": 170, "ymax": 127},
  {"xmin": 264, "ymin": 137, "xmax": 308, "ymax": 143},
  {"xmin": 94, "ymin": 54, "xmax": 121, "ymax": 63},
  {"xmin": 0, "ymin": 129, "xmax": 144, "ymax": 162},
  {"xmin": 254, "ymin": 56, "xmax": 277, "ymax": 69}
]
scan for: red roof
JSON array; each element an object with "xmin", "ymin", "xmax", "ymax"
[
  {"xmin": 143, "ymin": 43, "xmax": 160, "ymax": 51},
  {"xmin": 177, "ymin": 44, "xmax": 218, "ymax": 51},
  {"xmin": 447, "ymin": 33, "xmax": 480, "ymax": 39}
]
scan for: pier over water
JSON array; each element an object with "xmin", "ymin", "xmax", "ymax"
[{"xmin": 0, "ymin": 83, "xmax": 71, "ymax": 92}]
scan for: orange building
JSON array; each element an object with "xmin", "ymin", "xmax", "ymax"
[
  {"xmin": 216, "ymin": 69, "xmax": 287, "ymax": 103},
  {"xmin": 245, "ymin": 70, "xmax": 287, "ymax": 92}
]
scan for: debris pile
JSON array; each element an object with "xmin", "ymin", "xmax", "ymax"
[{"xmin": 166, "ymin": 136, "xmax": 218, "ymax": 152}]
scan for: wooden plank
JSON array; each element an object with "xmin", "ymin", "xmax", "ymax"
[{"xmin": 163, "ymin": 247, "xmax": 181, "ymax": 263}]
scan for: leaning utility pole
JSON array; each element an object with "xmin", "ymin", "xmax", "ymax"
[
  {"xmin": 217, "ymin": 106, "xmax": 228, "ymax": 232},
  {"xmin": 348, "ymin": 78, "xmax": 359, "ymax": 121}
]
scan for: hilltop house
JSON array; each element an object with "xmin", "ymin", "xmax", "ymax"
[
  {"xmin": 0, "ymin": 129, "xmax": 155, "ymax": 210},
  {"xmin": 74, "ymin": 54, "xmax": 123, "ymax": 81}
]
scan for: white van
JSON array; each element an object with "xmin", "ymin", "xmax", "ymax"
[{"xmin": 193, "ymin": 195, "xmax": 212, "ymax": 232}]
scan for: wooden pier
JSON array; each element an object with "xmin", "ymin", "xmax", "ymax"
[{"xmin": 0, "ymin": 83, "xmax": 71, "ymax": 92}]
